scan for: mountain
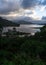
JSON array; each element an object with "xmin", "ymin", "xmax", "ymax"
[
  {"xmin": 0, "ymin": 17, "xmax": 19, "ymax": 27},
  {"xmin": 13, "ymin": 16, "xmax": 33, "ymax": 24},
  {"xmin": 13, "ymin": 16, "xmax": 46, "ymax": 25},
  {"xmin": 15, "ymin": 20, "xmax": 32, "ymax": 24},
  {"xmin": 14, "ymin": 19, "xmax": 46, "ymax": 25}
]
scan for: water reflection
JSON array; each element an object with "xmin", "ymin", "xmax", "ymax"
[
  {"xmin": 3, "ymin": 24, "xmax": 44, "ymax": 34},
  {"xmin": 16, "ymin": 24, "xmax": 44, "ymax": 34}
]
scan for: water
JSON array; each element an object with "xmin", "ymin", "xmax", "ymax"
[
  {"xmin": 16, "ymin": 24, "xmax": 44, "ymax": 35},
  {"xmin": 3, "ymin": 24, "xmax": 44, "ymax": 35}
]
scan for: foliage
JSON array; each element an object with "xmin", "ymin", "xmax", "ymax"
[
  {"xmin": 35, "ymin": 25, "xmax": 46, "ymax": 41},
  {"xmin": 0, "ymin": 25, "xmax": 46, "ymax": 65}
]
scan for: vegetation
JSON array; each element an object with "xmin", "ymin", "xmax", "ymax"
[{"xmin": 0, "ymin": 24, "xmax": 46, "ymax": 65}]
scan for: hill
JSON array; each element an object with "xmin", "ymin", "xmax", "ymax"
[
  {"xmin": 15, "ymin": 20, "xmax": 46, "ymax": 25},
  {"xmin": 0, "ymin": 17, "xmax": 19, "ymax": 27},
  {"xmin": 14, "ymin": 20, "xmax": 32, "ymax": 24}
]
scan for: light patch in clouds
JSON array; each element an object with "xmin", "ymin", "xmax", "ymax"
[{"xmin": 39, "ymin": 5, "xmax": 46, "ymax": 12}]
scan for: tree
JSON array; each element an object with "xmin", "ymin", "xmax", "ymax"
[
  {"xmin": 0, "ymin": 24, "xmax": 3, "ymax": 37},
  {"xmin": 40, "ymin": 25, "xmax": 46, "ymax": 41},
  {"xmin": 12, "ymin": 27, "xmax": 17, "ymax": 36},
  {"xmin": 35, "ymin": 25, "xmax": 46, "ymax": 41}
]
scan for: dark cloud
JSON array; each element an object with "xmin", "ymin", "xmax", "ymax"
[
  {"xmin": 0, "ymin": 0, "xmax": 20, "ymax": 15},
  {"xmin": 21, "ymin": 0, "xmax": 41, "ymax": 9},
  {"xmin": 42, "ymin": 16, "xmax": 46, "ymax": 20},
  {"xmin": 21, "ymin": 0, "xmax": 46, "ymax": 9}
]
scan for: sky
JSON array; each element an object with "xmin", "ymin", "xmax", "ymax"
[{"xmin": 0, "ymin": 0, "xmax": 46, "ymax": 21}]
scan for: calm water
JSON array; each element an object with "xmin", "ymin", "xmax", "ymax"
[{"xmin": 3, "ymin": 24, "xmax": 44, "ymax": 35}]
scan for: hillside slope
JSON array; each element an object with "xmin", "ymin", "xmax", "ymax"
[{"xmin": 0, "ymin": 17, "xmax": 19, "ymax": 27}]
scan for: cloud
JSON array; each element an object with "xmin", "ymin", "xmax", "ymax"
[
  {"xmin": 0, "ymin": 0, "xmax": 43, "ymax": 15},
  {"xmin": 0, "ymin": 0, "xmax": 21, "ymax": 14},
  {"xmin": 21, "ymin": 0, "xmax": 41, "ymax": 9},
  {"xmin": 0, "ymin": 8, "xmax": 34, "ymax": 20},
  {"xmin": 0, "ymin": 0, "xmax": 46, "ymax": 21},
  {"xmin": 42, "ymin": 16, "xmax": 46, "ymax": 20}
]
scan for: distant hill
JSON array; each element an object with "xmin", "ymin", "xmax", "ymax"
[
  {"xmin": 13, "ymin": 16, "xmax": 46, "ymax": 25},
  {"xmin": 14, "ymin": 20, "xmax": 32, "ymax": 24},
  {"xmin": 14, "ymin": 20, "xmax": 46, "ymax": 25},
  {"xmin": 0, "ymin": 17, "xmax": 19, "ymax": 27}
]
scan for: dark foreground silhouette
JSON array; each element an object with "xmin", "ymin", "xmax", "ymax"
[{"xmin": 0, "ymin": 25, "xmax": 46, "ymax": 65}]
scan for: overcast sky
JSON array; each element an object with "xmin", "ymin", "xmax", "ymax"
[{"xmin": 0, "ymin": 0, "xmax": 46, "ymax": 21}]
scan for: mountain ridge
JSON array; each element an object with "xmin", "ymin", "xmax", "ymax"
[{"xmin": 0, "ymin": 17, "xmax": 19, "ymax": 27}]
